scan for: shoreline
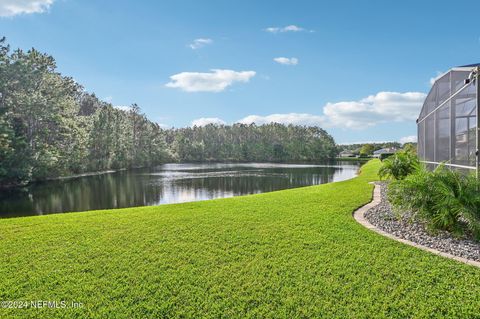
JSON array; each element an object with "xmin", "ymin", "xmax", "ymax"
[
  {"xmin": 1, "ymin": 158, "xmax": 365, "ymax": 190},
  {"xmin": 0, "ymin": 161, "xmax": 362, "ymax": 219}
]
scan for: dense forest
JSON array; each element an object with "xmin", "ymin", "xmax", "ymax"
[
  {"xmin": 0, "ymin": 38, "xmax": 338, "ymax": 187},
  {"xmin": 167, "ymin": 124, "xmax": 337, "ymax": 162},
  {"xmin": 0, "ymin": 38, "xmax": 170, "ymax": 186}
]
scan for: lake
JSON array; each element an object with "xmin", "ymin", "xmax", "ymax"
[{"xmin": 0, "ymin": 161, "xmax": 361, "ymax": 218}]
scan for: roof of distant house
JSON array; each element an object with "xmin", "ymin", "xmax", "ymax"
[{"xmin": 373, "ymin": 147, "xmax": 397, "ymax": 154}]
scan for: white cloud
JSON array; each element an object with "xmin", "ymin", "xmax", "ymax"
[
  {"xmin": 103, "ymin": 96, "xmax": 113, "ymax": 103},
  {"xmin": 113, "ymin": 105, "xmax": 131, "ymax": 112},
  {"xmin": 265, "ymin": 27, "xmax": 280, "ymax": 33},
  {"xmin": 399, "ymin": 135, "xmax": 417, "ymax": 144},
  {"xmin": 429, "ymin": 71, "xmax": 444, "ymax": 86},
  {"xmin": 232, "ymin": 91, "xmax": 425, "ymax": 130},
  {"xmin": 191, "ymin": 117, "xmax": 226, "ymax": 127},
  {"xmin": 273, "ymin": 57, "xmax": 298, "ymax": 65},
  {"xmin": 338, "ymin": 140, "xmax": 397, "ymax": 145},
  {"xmin": 323, "ymin": 91, "xmax": 426, "ymax": 129},
  {"xmin": 165, "ymin": 69, "xmax": 256, "ymax": 93},
  {"xmin": 283, "ymin": 25, "xmax": 303, "ymax": 32},
  {"xmin": 189, "ymin": 38, "xmax": 212, "ymax": 50},
  {"xmin": 0, "ymin": 0, "xmax": 54, "ymax": 17},
  {"xmin": 265, "ymin": 25, "xmax": 307, "ymax": 33},
  {"xmin": 157, "ymin": 123, "xmax": 171, "ymax": 129},
  {"xmin": 237, "ymin": 113, "xmax": 326, "ymax": 126}
]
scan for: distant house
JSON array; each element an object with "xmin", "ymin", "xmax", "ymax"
[
  {"xmin": 339, "ymin": 150, "xmax": 355, "ymax": 158},
  {"xmin": 373, "ymin": 147, "xmax": 398, "ymax": 158}
]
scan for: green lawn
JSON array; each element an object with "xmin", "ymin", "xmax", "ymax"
[
  {"xmin": 335, "ymin": 157, "xmax": 371, "ymax": 162},
  {"xmin": 0, "ymin": 160, "xmax": 479, "ymax": 318}
]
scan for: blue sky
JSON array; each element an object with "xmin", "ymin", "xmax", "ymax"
[{"xmin": 1, "ymin": 0, "xmax": 479, "ymax": 144}]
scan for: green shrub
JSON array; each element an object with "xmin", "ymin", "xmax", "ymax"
[
  {"xmin": 388, "ymin": 164, "xmax": 480, "ymax": 240},
  {"xmin": 379, "ymin": 153, "xmax": 394, "ymax": 161},
  {"xmin": 378, "ymin": 151, "xmax": 419, "ymax": 180},
  {"xmin": 402, "ymin": 143, "xmax": 417, "ymax": 155}
]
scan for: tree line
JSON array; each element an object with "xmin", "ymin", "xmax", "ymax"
[
  {"xmin": 167, "ymin": 123, "xmax": 337, "ymax": 162},
  {"xmin": 0, "ymin": 38, "xmax": 338, "ymax": 187},
  {"xmin": 338, "ymin": 142, "xmax": 403, "ymax": 156}
]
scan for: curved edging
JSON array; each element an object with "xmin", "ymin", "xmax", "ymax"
[{"xmin": 353, "ymin": 182, "xmax": 480, "ymax": 268}]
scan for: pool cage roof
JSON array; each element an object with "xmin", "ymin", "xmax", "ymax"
[{"xmin": 417, "ymin": 65, "xmax": 479, "ymax": 175}]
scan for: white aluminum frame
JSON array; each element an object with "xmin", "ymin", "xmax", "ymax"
[{"xmin": 418, "ymin": 66, "xmax": 479, "ymax": 175}]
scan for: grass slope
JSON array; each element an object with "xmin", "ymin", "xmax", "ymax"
[{"xmin": 0, "ymin": 160, "xmax": 479, "ymax": 319}]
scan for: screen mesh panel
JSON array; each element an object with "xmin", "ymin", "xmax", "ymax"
[
  {"xmin": 435, "ymin": 102, "xmax": 450, "ymax": 162},
  {"xmin": 417, "ymin": 68, "xmax": 477, "ymax": 172}
]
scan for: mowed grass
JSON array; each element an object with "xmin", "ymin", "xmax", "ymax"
[{"xmin": 0, "ymin": 160, "xmax": 479, "ymax": 319}]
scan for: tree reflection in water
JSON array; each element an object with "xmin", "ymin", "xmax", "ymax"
[{"xmin": 0, "ymin": 162, "xmax": 360, "ymax": 217}]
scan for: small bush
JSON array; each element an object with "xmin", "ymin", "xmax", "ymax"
[
  {"xmin": 388, "ymin": 165, "xmax": 480, "ymax": 240},
  {"xmin": 402, "ymin": 143, "xmax": 417, "ymax": 155},
  {"xmin": 378, "ymin": 151, "xmax": 419, "ymax": 180},
  {"xmin": 379, "ymin": 153, "xmax": 394, "ymax": 161}
]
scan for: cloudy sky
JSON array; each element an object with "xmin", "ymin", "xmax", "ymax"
[{"xmin": 1, "ymin": 0, "xmax": 479, "ymax": 143}]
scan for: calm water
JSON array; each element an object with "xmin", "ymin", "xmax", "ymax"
[{"xmin": 0, "ymin": 162, "xmax": 360, "ymax": 218}]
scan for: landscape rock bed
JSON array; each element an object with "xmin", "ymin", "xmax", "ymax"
[{"xmin": 364, "ymin": 182, "xmax": 480, "ymax": 262}]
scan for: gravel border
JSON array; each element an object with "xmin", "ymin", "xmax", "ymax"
[{"xmin": 364, "ymin": 182, "xmax": 480, "ymax": 263}]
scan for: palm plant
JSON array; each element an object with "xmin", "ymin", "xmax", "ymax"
[
  {"xmin": 388, "ymin": 165, "xmax": 435, "ymax": 219},
  {"xmin": 430, "ymin": 167, "xmax": 480, "ymax": 238},
  {"xmin": 388, "ymin": 164, "xmax": 480, "ymax": 239},
  {"xmin": 378, "ymin": 151, "xmax": 419, "ymax": 180}
]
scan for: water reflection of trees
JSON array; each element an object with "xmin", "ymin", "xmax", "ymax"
[
  {"xmin": 171, "ymin": 168, "xmax": 337, "ymax": 196},
  {"xmin": 0, "ymin": 165, "xmax": 354, "ymax": 217},
  {"xmin": 0, "ymin": 172, "xmax": 166, "ymax": 217}
]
